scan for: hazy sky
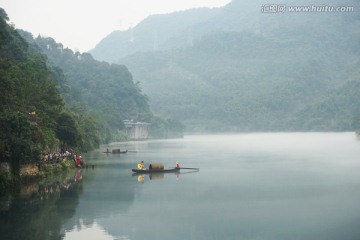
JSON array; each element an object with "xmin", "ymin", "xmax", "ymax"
[{"xmin": 0, "ymin": 0, "xmax": 231, "ymax": 52}]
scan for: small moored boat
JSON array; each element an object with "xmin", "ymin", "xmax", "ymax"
[
  {"xmin": 112, "ymin": 149, "xmax": 128, "ymax": 154},
  {"xmin": 103, "ymin": 149, "xmax": 128, "ymax": 154}
]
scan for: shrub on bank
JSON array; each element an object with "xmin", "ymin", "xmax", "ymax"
[
  {"xmin": 39, "ymin": 159, "xmax": 76, "ymax": 178},
  {"xmin": 1, "ymin": 159, "xmax": 78, "ymax": 192}
]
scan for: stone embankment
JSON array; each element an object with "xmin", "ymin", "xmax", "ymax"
[{"xmin": 20, "ymin": 164, "xmax": 39, "ymax": 178}]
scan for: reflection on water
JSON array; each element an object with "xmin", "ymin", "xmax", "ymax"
[
  {"xmin": 135, "ymin": 173, "xmax": 167, "ymax": 183},
  {"xmin": 134, "ymin": 172, "xmax": 183, "ymax": 183},
  {"xmin": 0, "ymin": 168, "xmax": 93, "ymax": 240},
  {"xmin": 63, "ymin": 221, "xmax": 114, "ymax": 240},
  {"xmin": 133, "ymin": 170, "xmax": 200, "ymax": 183},
  {"xmin": 2, "ymin": 133, "xmax": 360, "ymax": 240}
]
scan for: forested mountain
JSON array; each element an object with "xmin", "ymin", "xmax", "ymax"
[
  {"xmin": 91, "ymin": 0, "xmax": 360, "ymax": 132},
  {"xmin": 0, "ymin": 8, "xmax": 183, "ymax": 181},
  {"xmin": 0, "ymin": 8, "xmax": 97, "ymax": 175},
  {"xmin": 19, "ymin": 33, "xmax": 184, "ymax": 141}
]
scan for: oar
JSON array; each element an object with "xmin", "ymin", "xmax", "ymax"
[
  {"xmin": 179, "ymin": 170, "xmax": 199, "ymax": 174},
  {"xmin": 180, "ymin": 167, "xmax": 199, "ymax": 171}
]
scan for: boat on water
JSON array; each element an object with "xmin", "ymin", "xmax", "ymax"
[
  {"xmin": 132, "ymin": 167, "xmax": 180, "ymax": 174},
  {"xmin": 132, "ymin": 163, "xmax": 198, "ymax": 174},
  {"xmin": 103, "ymin": 149, "xmax": 128, "ymax": 154}
]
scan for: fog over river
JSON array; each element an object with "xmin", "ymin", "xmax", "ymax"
[{"xmin": 2, "ymin": 133, "xmax": 360, "ymax": 240}]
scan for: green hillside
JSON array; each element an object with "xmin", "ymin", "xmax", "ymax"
[
  {"xmin": 0, "ymin": 8, "xmax": 96, "ymax": 176},
  {"xmin": 0, "ymin": 7, "xmax": 184, "ymax": 185},
  {"xmin": 91, "ymin": 0, "xmax": 360, "ymax": 132},
  {"xmin": 19, "ymin": 34, "xmax": 184, "ymax": 140}
]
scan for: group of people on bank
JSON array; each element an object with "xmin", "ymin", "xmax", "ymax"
[{"xmin": 39, "ymin": 149, "xmax": 83, "ymax": 169}]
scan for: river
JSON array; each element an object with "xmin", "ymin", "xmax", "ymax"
[{"xmin": 1, "ymin": 133, "xmax": 360, "ymax": 240}]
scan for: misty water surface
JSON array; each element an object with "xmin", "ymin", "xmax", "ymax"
[
  {"xmin": 2, "ymin": 133, "xmax": 360, "ymax": 240},
  {"xmin": 61, "ymin": 133, "xmax": 360, "ymax": 240}
]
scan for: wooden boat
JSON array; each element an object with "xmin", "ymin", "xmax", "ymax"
[
  {"xmin": 103, "ymin": 149, "xmax": 128, "ymax": 154},
  {"xmin": 132, "ymin": 168, "xmax": 180, "ymax": 174},
  {"xmin": 111, "ymin": 149, "xmax": 128, "ymax": 154}
]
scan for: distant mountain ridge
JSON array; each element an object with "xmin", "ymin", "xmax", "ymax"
[
  {"xmin": 90, "ymin": 0, "xmax": 262, "ymax": 61},
  {"xmin": 90, "ymin": 7, "xmax": 221, "ymax": 61},
  {"xmin": 90, "ymin": 0, "xmax": 360, "ymax": 132},
  {"xmin": 91, "ymin": 0, "xmax": 353, "ymax": 62}
]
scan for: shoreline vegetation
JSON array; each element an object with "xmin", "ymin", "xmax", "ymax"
[{"xmin": 0, "ymin": 152, "xmax": 83, "ymax": 193}]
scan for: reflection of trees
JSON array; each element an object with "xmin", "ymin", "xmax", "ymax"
[
  {"xmin": 63, "ymin": 164, "xmax": 137, "ymax": 222},
  {"xmin": 56, "ymin": 150, "xmax": 140, "ymax": 237},
  {"xmin": 59, "ymin": 164, "xmax": 139, "ymax": 239},
  {"xmin": 0, "ymin": 169, "xmax": 91, "ymax": 240},
  {"xmin": 0, "ymin": 149, "xmax": 142, "ymax": 240}
]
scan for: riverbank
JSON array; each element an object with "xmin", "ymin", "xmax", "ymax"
[
  {"xmin": 21, "ymin": 159, "xmax": 79, "ymax": 179},
  {"xmin": 0, "ymin": 159, "xmax": 79, "ymax": 193}
]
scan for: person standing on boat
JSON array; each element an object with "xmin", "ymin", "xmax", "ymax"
[
  {"xmin": 176, "ymin": 162, "xmax": 180, "ymax": 168},
  {"xmin": 141, "ymin": 161, "xmax": 146, "ymax": 170}
]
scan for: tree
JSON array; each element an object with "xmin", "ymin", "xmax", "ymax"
[
  {"xmin": 0, "ymin": 112, "xmax": 42, "ymax": 176},
  {"xmin": 55, "ymin": 111, "xmax": 82, "ymax": 152}
]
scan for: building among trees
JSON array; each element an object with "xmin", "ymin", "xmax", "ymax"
[{"xmin": 123, "ymin": 120, "xmax": 149, "ymax": 140}]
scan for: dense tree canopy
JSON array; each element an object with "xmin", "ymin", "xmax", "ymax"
[
  {"xmin": 1, "ymin": 7, "xmax": 184, "ymax": 177},
  {"xmin": 19, "ymin": 34, "xmax": 184, "ymax": 141},
  {"xmin": 0, "ymin": 8, "xmax": 101, "ymax": 176}
]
